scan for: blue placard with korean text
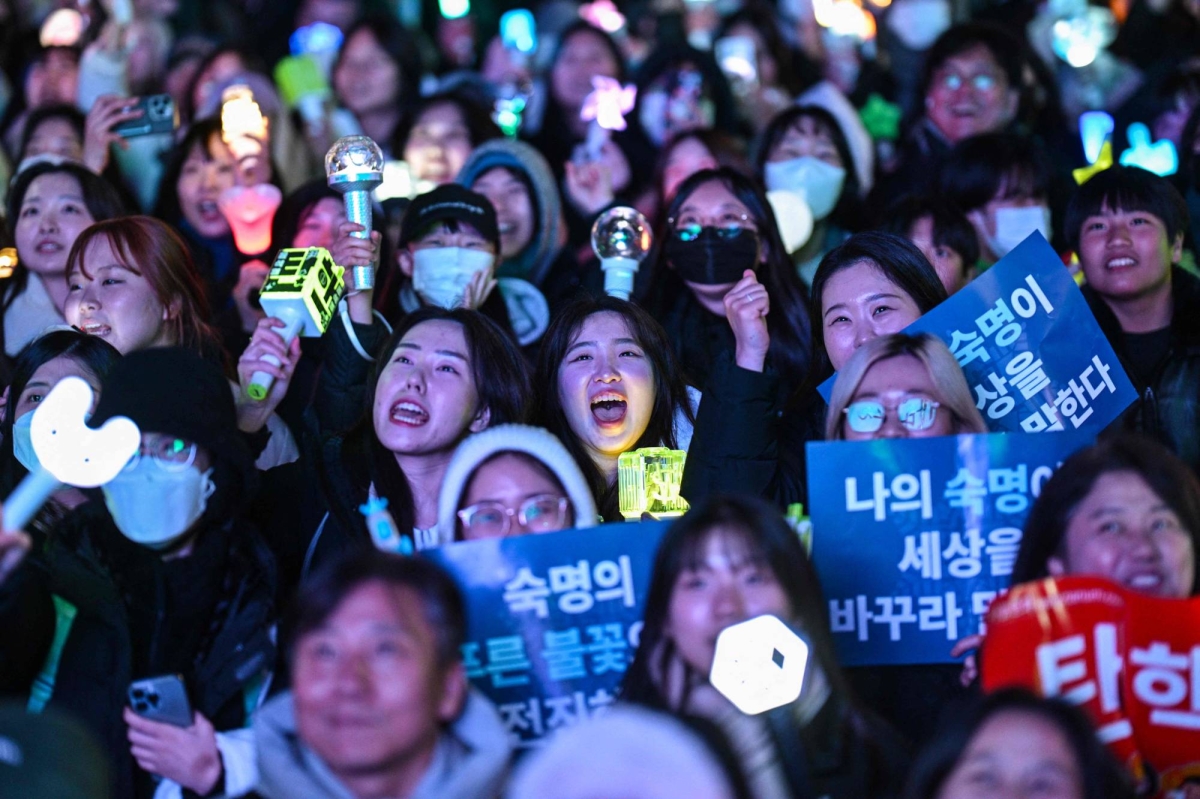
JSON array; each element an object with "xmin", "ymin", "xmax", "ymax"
[
  {"xmin": 423, "ymin": 520, "xmax": 669, "ymax": 747},
  {"xmin": 818, "ymin": 232, "xmax": 1136, "ymax": 436},
  {"xmin": 806, "ymin": 431, "xmax": 1091, "ymax": 666}
]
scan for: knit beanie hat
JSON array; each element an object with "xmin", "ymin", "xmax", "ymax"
[
  {"xmin": 436, "ymin": 424, "xmax": 598, "ymax": 544},
  {"xmin": 90, "ymin": 347, "xmax": 256, "ymax": 498}
]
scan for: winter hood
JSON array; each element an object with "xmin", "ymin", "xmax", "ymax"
[
  {"xmin": 436, "ymin": 424, "xmax": 599, "ymax": 543},
  {"xmin": 456, "ymin": 139, "xmax": 564, "ymax": 287}
]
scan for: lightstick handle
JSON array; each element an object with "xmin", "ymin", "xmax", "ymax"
[
  {"xmin": 247, "ymin": 315, "xmax": 305, "ymax": 401},
  {"xmin": 343, "ymin": 190, "xmax": 376, "ymax": 291},
  {"xmin": 3, "ymin": 467, "xmax": 63, "ymax": 532},
  {"xmin": 602, "ymin": 257, "xmax": 639, "ymax": 300},
  {"xmin": 586, "ymin": 122, "xmax": 607, "ymax": 162}
]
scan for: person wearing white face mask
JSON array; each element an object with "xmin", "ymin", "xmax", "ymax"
[
  {"xmin": 937, "ymin": 132, "xmax": 1057, "ymax": 265},
  {"xmin": 757, "ymin": 106, "xmax": 863, "ymax": 287},
  {"xmin": 0, "ymin": 330, "xmax": 121, "ymax": 540},
  {"xmin": 0, "ymin": 347, "xmax": 277, "ymax": 799}
]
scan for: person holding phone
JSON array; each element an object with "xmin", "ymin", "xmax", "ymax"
[{"xmin": 0, "ymin": 347, "xmax": 277, "ymax": 799}]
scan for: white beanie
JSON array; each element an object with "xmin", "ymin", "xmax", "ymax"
[
  {"xmin": 506, "ymin": 706, "xmax": 739, "ymax": 799},
  {"xmin": 436, "ymin": 424, "xmax": 598, "ymax": 544}
]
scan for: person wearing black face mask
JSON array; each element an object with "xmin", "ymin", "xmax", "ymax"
[{"xmin": 640, "ymin": 168, "xmax": 813, "ymax": 399}]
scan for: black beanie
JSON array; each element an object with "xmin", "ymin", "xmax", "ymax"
[{"xmin": 90, "ymin": 348, "xmax": 256, "ymax": 496}]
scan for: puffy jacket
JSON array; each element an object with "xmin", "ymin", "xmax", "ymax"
[
  {"xmin": 0, "ymin": 506, "xmax": 277, "ymax": 799},
  {"xmin": 1083, "ymin": 265, "xmax": 1200, "ymax": 473}
]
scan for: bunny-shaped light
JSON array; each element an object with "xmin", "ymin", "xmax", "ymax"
[{"xmin": 3, "ymin": 377, "xmax": 140, "ymax": 530}]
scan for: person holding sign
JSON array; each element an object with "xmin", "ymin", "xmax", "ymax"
[
  {"xmin": 683, "ymin": 231, "xmax": 946, "ymax": 508},
  {"xmin": 825, "ymin": 333, "xmax": 987, "ymax": 441},
  {"xmin": 0, "ymin": 348, "xmax": 278, "ymax": 799},
  {"xmin": 1067, "ymin": 166, "xmax": 1200, "ymax": 474},
  {"xmin": 535, "ymin": 296, "xmax": 694, "ymax": 522},
  {"xmin": 436, "ymin": 424, "xmax": 598, "ymax": 542},
  {"xmin": 623, "ymin": 495, "xmax": 908, "ymax": 798}
]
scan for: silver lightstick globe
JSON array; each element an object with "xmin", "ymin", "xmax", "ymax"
[
  {"xmin": 326, "ymin": 135, "xmax": 384, "ymax": 290},
  {"xmin": 591, "ymin": 206, "xmax": 652, "ymax": 300}
]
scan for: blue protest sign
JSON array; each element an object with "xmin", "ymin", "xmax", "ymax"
[
  {"xmin": 806, "ymin": 431, "xmax": 1090, "ymax": 666},
  {"xmin": 818, "ymin": 232, "xmax": 1136, "ymax": 436},
  {"xmin": 423, "ymin": 520, "xmax": 669, "ymax": 746}
]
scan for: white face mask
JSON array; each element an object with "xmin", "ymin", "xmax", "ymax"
[
  {"xmin": 983, "ymin": 205, "xmax": 1052, "ymax": 260},
  {"xmin": 102, "ymin": 459, "xmax": 216, "ymax": 550},
  {"xmin": 11, "ymin": 411, "xmax": 38, "ymax": 473},
  {"xmin": 411, "ymin": 247, "xmax": 495, "ymax": 309},
  {"xmin": 764, "ymin": 157, "xmax": 847, "ymax": 222},
  {"xmin": 887, "ymin": 0, "xmax": 952, "ymax": 51}
]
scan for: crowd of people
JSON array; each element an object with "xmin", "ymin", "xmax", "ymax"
[{"xmin": 0, "ymin": 0, "xmax": 1199, "ymax": 796}]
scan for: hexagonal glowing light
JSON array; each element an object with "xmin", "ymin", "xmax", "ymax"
[{"xmin": 710, "ymin": 615, "xmax": 810, "ymax": 715}]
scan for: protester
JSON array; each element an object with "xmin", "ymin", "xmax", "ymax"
[
  {"xmin": 682, "ymin": 231, "xmax": 946, "ymax": 507},
  {"xmin": 507, "ymin": 706, "xmax": 751, "ymax": 799},
  {"xmin": 757, "ymin": 105, "xmax": 863, "ymax": 284},
  {"xmin": 826, "ymin": 332, "xmax": 987, "ymax": 440},
  {"xmin": 0, "ymin": 329, "xmax": 121, "ymax": 537},
  {"xmin": 622, "ymin": 494, "xmax": 908, "ymax": 797},
  {"xmin": 1012, "ymin": 434, "xmax": 1199, "ymax": 598},
  {"xmin": 394, "ymin": 91, "xmax": 501, "ymax": 189},
  {"xmin": 877, "ymin": 196, "xmax": 979, "ymax": 295},
  {"xmin": 436, "ymin": 424, "xmax": 597, "ymax": 542},
  {"xmin": 0, "ymin": 348, "xmax": 276, "ymax": 799},
  {"xmin": 3, "ymin": 161, "xmax": 128, "ymax": 380},
  {"xmin": 937, "ymin": 132, "xmax": 1055, "ymax": 265},
  {"xmin": 245, "ymin": 307, "xmax": 530, "ymax": 576},
  {"xmin": 253, "ymin": 549, "xmax": 512, "ymax": 799},
  {"xmin": 644, "ymin": 167, "xmax": 812, "ymax": 395},
  {"xmin": 902, "ymin": 689, "xmax": 1135, "ymax": 799},
  {"xmin": 535, "ymin": 296, "xmax": 694, "ymax": 521},
  {"xmin": 1067, "ymin": 166, "xmax": 1200, "ymax": 474},
  {"xmin": 64, "ymin": 215, "xmax": 300, "ymax": 468}
]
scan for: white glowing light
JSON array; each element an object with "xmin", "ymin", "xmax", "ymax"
[
  {"xmin": 581, "ymin": 77, "xmax": 637, "ymax": 131},
  {"xmin": 710, "ymin": 615, "xmax": 810, "ymax": 715}
]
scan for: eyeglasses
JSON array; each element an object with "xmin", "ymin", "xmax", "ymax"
[
  {"xmin": 122, "ymin": 433, "xmax": 199, "ymax": 473},
  {"xmin": 843, "ymin": 398, "xmax": 941, "ymax": 434},
  {"xmin": 670, "ymin": 214, "xmax": 755, "ymax": 243},
  {"xmin": 457, "ymin": 494, "xmax": 570, "ymax": 537},
  {"xmin": 939, "ymin": 72, "xmax": 998, "ymax": 92}
]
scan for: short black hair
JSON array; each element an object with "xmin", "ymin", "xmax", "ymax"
[
  {"xmin": 877, "ymin": 195, "xmax": 980, "ymax": 270},
  {"xmin": 937, "ymin": 133, "xmax": 1051, "ymax": 214},
  {"xmin": 17, "ymin": 103, "xmax": 85, "ymax": 161},
  {"xmin": 1012, "ymin": 434, "xmax": 1200, "ymax": 593},
  {"xmin": 1064, "ymin": 166, "xmax": 1190, "ymax": 251},
  {"xmin": 918, "ymin": 23, "xmax": 1026, "ymax": 111},
  {"xmin": 284, "ymin": 550, "xmax": 468, "ymax": 668},
  {"xmin": 902, "ymin": 688, "xmax": 1135, "ymax": 799}
]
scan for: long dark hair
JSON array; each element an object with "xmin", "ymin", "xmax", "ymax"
[
  {"xmin": 0, "ymin": 329, "xmax": 122, "ymax": 495},
  {"xmin": 152, "ymin": 118, "xmax": 223, "ymax": 228},
  {"xmin": 333, "ymin": 14, "xmax": 423, "ymax": 113},
  {"xmin": 344, "ymin": 308, "xmax": 531, "ymax": 536},
  {"xmin": 807, "ymin": 231, "xmax": 947, "ymax": 383},
  {"xmin": 651, "ymin": 167, "xmax": 813, "ymax": 387},
  {"xmin": 5, "ymin": 161, "xmax": 130, "ymax": 311},
  {"xmin": 535, "ymin": 296, "xmax": 694, "ymax": 521},
  {"xmin": 902, "ymin": 689, "xmax": 1135, "ymax": 799},
  {"xmin": 391, "ymin": 89, "xmax": 502, "ymax": 161},
  {"xmin": 755, "ymin": 105, "xmax": 864, "ymax": 232},
  {"xmin": 1012, "ymin": 434, "xmax": 1200, "ymax": 593},
  {"xmin": 622, "ymin": 495, "xmax": 899, "ymax": 789}
]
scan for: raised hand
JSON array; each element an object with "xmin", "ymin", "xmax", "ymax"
[{"xmin": 723, "ymin": 269, "xmax": 771, "ymax": 373}]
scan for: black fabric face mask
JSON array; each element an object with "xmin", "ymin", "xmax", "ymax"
[{"xmin": 665, "ymin": 226, "xmax": 760, "ymax": 285}]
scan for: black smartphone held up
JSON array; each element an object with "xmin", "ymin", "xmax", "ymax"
[
  {"xmin": 112, "ymin": 94, "xmax": 178, "ymax": 139},
  {"xmin": 128, "ymin": 674, "xmax": 193, "ymax": 728}
]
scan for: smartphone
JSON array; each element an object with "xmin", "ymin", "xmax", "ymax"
[
  {"xmin": 128, "ymin": 675, "xmax": 193, "ymax": 728},
  {"xmin": 715, "ymin": 36, "xmax": 759, "ymax": 90},
  {"xmin": 500, "ymin": 9, "xmax": 536, "ymax": 55},
  {"xmin": 112, "ymin": 95, "xmax": 178, "ymax": 139}
]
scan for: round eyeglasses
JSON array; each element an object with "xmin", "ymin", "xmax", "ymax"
[
  {"xmin": 122, "ymin": 434, "xmax": 198, "ymax": 473},
  {"xmin": 844, "ymin": 398, "xmax": 941, "ymax": 435},
  {"xmin": 457, "ymin": 494, "xmax": 570, "ymax": 537}
]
